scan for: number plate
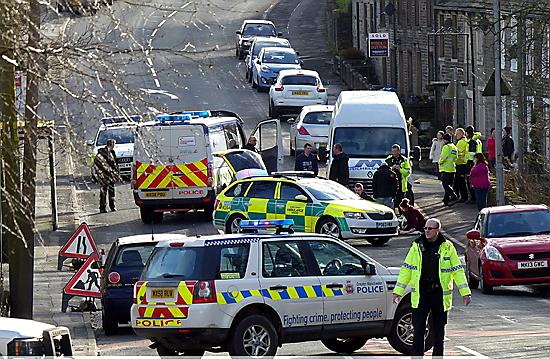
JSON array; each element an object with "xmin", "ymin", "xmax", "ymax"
[
  {"xmin": 150, "ymin": 288, "xmax": 175, "ymax": 299},
  {"xmin": 517, "ymin": 260, "xmax": 548, "ymax": 269},
  {"xmin": 316, "ymin": 143, "xmax": 327, "ymax": 149},
  {"xmin": 119, "ymin": 163, "xmax": 132, "ymax": 168},
  {"xmin": 144, "ymin": 191, "xmax": 167, "ymax": 198},
  {"xmin": 376, "ymin": 221, "xmax": 394, "ymax": 228},
  {"xmin": 292, "ymin": 90, "xmax": 309, "ymax": 96}
]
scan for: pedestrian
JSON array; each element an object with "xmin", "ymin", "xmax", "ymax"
[
  {"xmin": 93, "ymin": 138, "xmax": 120, "ymax": 213},
  {"xmin": 439, "ymin": 134, "xmax": 459, "ymax": 206},
  {"xmin": 429, "ymin": 130, "xmax": 445, "ymax": 179},
  {"xmin": 372, "ymin": 162, "xmax": 398, "ymax": 209},
  {"xmin": 445, "ymin": 125, "xmax": 454, "ymax": 143},
  {"xmin": 453, "ymin": 128, "xmax": 468, "ymax": 202},
  {"xmin": 385, "ymin": 144, "xmax": 411, "ymax": 210},
  {"xmin": 328, "ymin": 143, "xmax": 349, "ymax": 186},
  {"xmin": 398, "ymin": 198, "xmax": 426, "ymax": 235},
  {"xmin": 244, "ymin": 136, "xmax": 259, "ymax": 152},
  {"xmin": 502, "ymin": 126, "xmax": 515, "ymax": 168},
  {"xmin": 354, "ymin": 183, "xmax": 375, "ymax": 201},
  {"xmin": 228, "ymin": 139, "xmax": 239, "ymax": 149},
  {"xmin": 469, "ymin": 153, "xmax": 491, "ymax": 210},
  {"xmin": 393, "ymin": 218, "xmax": 472, "ymax": 357},
  {"xmin": 295, "ymin": 143, "xmax": 318, "ymax": 175},
  {"xmin": 487, "ymin": 128, "xmax": 496, "ymax": 171},
  {"xmin": 464, "ymin": 126, "xmax": 482, "ymax": 204}
]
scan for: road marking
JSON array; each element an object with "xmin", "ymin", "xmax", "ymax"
[
  {"xmin": 167, "ymin": 10, "xmax": 178, "ymax": 18},
  {"xmin": 456, "ymin": 345, "xmax": 488, "ymax": 358},
  {"xmin": 497, "ymin": 314, "xmax": 517, "ymax": 323},
  {"xmin": 151, "ymin": 28, "xmax": 158, "ymax": 38}
]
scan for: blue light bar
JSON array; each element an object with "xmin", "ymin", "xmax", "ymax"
[
  {"xmin": 240, "ymin": 219, "xmax": 294, "ymax": 229},
  {"xmin": 101, "ymin": 115, "xmax": 142, "ymax": 124},
  {"xmin": 180, "ymin": 111, "xmax": 211, "ymax": 118},
  {"xmin": 155, "ymin": 114, "xmax": 193, "ymax": 125}
]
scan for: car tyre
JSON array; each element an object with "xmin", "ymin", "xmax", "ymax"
[
  {"xmin": 256, "ymin": 77, "xmax": 262, "ymax": 92},
  {"xmin": 140, "ymin": 207, "xmax": 153, "ymax": 224},
  {"xmin": 226, "ymin": 214, "xmax": 246, "ymax": 234},
  {"xmin": 321, "ymin": 337, "xmax": 368, "ymax": 354},
  {"xmin": 152, "ymin": 211, "xmax": 164, "ymax": 224},
  {"xmin": 228, "ymin": 315, "xmax": 278, "ymax": 357},
  {"xmin": 367, "ymin": 237, "xmax": 390, "ymax": 246},
  {"xmin": 316, "ymin": 217, "xmax": 341, "ymax": 239},
  {"xmin": 252, "ymin": 75, "xmax": 257, "ymax": 88},
  {"xmin": 156, "ymin": 344, "xmax": 205, "ymax": 357},
  {"xmin": 247, "ymin": 69, "xmax": 252, "ymax": 83},
  {"xmin": 102, "ymin": 308, "xmax": 118, "ymax": 335},
  {"xmin": 466, "ymin": 259, "xmax": 479, "ymax": 289},
  {"xmin": 479, "ymin": 264, "xmax": 493, "ymax": 294},
  {"xmin": 269, "ymin": 101, "xmax": 279, "ymax": 118},
  {"xmin": 388, "ymin": 303, "xmax": 434, "ymax": 355},
  {"xmin": 290, "ymin": 138, "xmax": 295, "ymax": 156}
]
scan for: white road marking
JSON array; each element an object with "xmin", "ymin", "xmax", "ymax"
[
  {"xmin": 151, "ymin": 28, "xmax": 158, "ymax": 37},
  {"xmin": 146, "ymin": 58, "xmax": 153, "ymax": 67},
  {"xmin": 456, "ymin": 345, "xmax": 488, "ymax": 358},
  {"xmin": 154, "ymin": 78, "xmax": 161, "ymax": 88},
  {"xmin": 167, "ymin": 10, "xmax": 178, "ymax": 18},
  {"xmin": 497, "ymin": 314, "xmax": 517, "ymax": 323}
]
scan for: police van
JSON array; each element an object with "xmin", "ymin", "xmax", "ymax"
[
  {"xmin": 130, "ymin": 220, "xmax": 433, "ymax": 357},
  {"xmin": 132, "ymin": 111, "xmax": 282, "ymax": 224}
]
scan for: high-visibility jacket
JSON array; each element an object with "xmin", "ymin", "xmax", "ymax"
[
  {"xmin": 466, "ymin": 132, "xmax": 482, "ymax": 162},
  {"xmin": 385, "ymin": 155, "xmax": 411, "ymax": 193},
  {"xmin": 456, "ymin": 137, "xmax": 468, "ymax": 165},
  {"xmin": 393, "ymin": 236, "xmax": 471, "ymax": 312},
  {"xmin": 438, "ymin": 143, "xmax": 458, "ymax": 173}
]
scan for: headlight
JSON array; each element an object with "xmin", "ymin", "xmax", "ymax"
[
  {"xmin": 260, "ymin": 65, "xmax": 271, "ymax": 72},
  {"xmin": 8, "ymin": 338, "xmax": 44, "ymax": 356},
  {"xmin": 344, "ymin": 212, "xmax": 366, "ymax": 219},
  {"xmin": 483, "ymin": 245, "xmax": 505, "ymax": 262}
]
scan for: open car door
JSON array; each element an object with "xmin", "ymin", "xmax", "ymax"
[{"xmin": 250, "ymin": 119, "xmax": 282, "ymax": 174}]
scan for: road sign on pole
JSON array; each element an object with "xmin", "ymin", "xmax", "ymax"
[
  {"xmin": 61, "ymin": 253, "xmax": 102, "ymax": 313},
  {"xmin": 57, "ymin": 223, "xmax": 98, "ymax": 270}
]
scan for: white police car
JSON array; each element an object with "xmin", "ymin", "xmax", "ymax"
[{"xmin": 131, "ymin": 220, "xmax": 433, "ymax": 357}]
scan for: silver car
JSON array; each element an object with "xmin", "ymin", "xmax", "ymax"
[{"xmin": 288, "ymin": 105, "xmax": 334, "ymax": 156}]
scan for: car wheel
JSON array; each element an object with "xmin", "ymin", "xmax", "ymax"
[
  {"xmin": 139, "ymin": 207, "xmax": 153, "ymax": 224},
  {"xmin": 228, "ymin": 315, "xmax": 278, "ymax": 357},
  {"xmin": 388, "ymin": 304, "xmax": 434, "ymax": 355},
  {"xmin": 270, "ymin": 101, "xmax": 279, "ymax": 118},
  {"xmin": 226, "ymin": 214, "xmax": 246, "ymax": 234},
  {"xmin": 466, "ymin": 258, "xmax": 479, "ymax": 289},
  {"xmin": 235, "ymin": 47, "xmax": 239, "ymax": 58},
  {"xmin": 290, "ymin": 138, "xmax": 295, "ymax": 156},
  {"xmin": 479, "ymin": 264, "xmax": 493, "ymax": 294},
  {"xmin": 156, "ymin": 344, "xmax": 205, "ymax": 357},
  {"xmin": 247, "ymin": 69, "xmax": 252, "ymax": 83},
  {"xmin": 252, "ymin": 75, "xmax": 257, "ymax": 88},
  {"xmin": 367, "ymin": 237, "xmax": 390, "ymax": 246},
  {"xmin": 152, "ymin": 211, "xmax": 164, "ymax": 224},
  {"xmin": 256, "ymin": 77, "xmax": 262, "ymax": 92},
  {"xmin": 102, "ymin": 308, "xmax": 118, "ymax": 335},
  {"xmin": 321, "ymin": 337, "xmax": 368, "ymax": 354},
  {"xmin": 316, "ymin": 218, "xmax": 341, "ymax": 239}
]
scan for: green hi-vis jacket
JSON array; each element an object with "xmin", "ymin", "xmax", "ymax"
[{"xmin": 393, "ymin": 235, "xmax": 471, "ymax": 312}]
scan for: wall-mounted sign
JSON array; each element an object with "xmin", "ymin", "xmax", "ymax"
[{"xmin": 368, "ymin": 33, "xmax": 389, "ymax": 58}]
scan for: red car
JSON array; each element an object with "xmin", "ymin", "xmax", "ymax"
[{"xmin": 465, "ymin": 205, "xmax": 550, "ymax": 294}]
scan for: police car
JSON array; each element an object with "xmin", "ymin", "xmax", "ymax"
[
  {"xmin": 213, "ymin": 173, "xmax": 398, "ymax": 246},
  {"xmin": 130, "ymin": 220, "xmax": 432, "ymax": 356}
]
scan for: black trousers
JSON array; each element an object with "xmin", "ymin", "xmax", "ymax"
[
  {"xmin": 100, "ymin": 182, "xmax": 115, "ymax": 210},
  {"xmin": 453, "ymin": 164, "xmax": 468, "ymax": 200},
  {"xmin": 441, "ymin": 172, "xmax": 457, "ymax": 204},
  {"xmin": 412, "ymin": 285, "xmax": 448, "ymax": 357}
]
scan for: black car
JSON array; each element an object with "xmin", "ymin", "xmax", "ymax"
[
  {"xmin": 100, "ymin": 235, "xmax": 159, "ymax": 335},
  {"xmin": 235, "ymin": 20, "xmax": 282, "ymax": 59}
]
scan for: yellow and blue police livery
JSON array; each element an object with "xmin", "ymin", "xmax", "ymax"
[
  {"xmin": 130, "ymin": 220, "xmax": 429, "ymax": 357},
  {"xmin": 213, "ymin": 173, "xmax": 399, "ymax": 246}
]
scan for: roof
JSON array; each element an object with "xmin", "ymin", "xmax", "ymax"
[
  {"xmin": 278, "ymin": 69, "xmax": 320, "ymax": 77},
  {"xmin": 243, "ymin": 19, "xmax": 275, "ymax": 25},
  {"xmin": 435, "ymin": 0, "xmax": 492, "ymax": 11},
  {"xmin": 337, "ymin": 90, "xmax": 400, "ymax": 105},
  {"xmin": 252, "ymin": 37, "xmax": 290, "ymax": 45},
  {"xmin": 117, "ymin": 233, "xmax": 188, "ymax": 245},
  {"xmin": 482, "ymin": 204, "xmax": 549, "ymax": 215},
  {"xmin": 138, "ymin": 110, "xmax": 243, "ymax": 128},
  {"xmin": 301, "ymin": 104, "xmax": 334, "ymax": 113},
  {"xmin": 261, "ymin": 47, "xmax": 296, "ymax": 54}
]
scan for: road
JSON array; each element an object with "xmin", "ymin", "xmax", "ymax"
[{"xmin": 45, "ymin": 0, "xmax": 550, "ymax": 357}]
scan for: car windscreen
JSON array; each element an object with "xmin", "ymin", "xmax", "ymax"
[
  {"xmin": 332, "ymin": 127, "xmax": 407, "ymax": 158},
  {"xmin": 224, "ymin": 151, "xmax": 266, "ymax": 172},
  {"xmin": 303, "ymin": 111, "xmax": 332, "ymax": 125},
  {"xmin": 263, "ymin": 51, "xmax": 299, "ymax": 64},
  {"xmin": 97, "ymin": 128, "xmax": 135, "ymax": 146},
  {"xmin": 281, "ymin": 75, "xmax": 317, "ymax": 86},
  {"xmin": 113, "ymin": 244, "xmax": 156, "ymax": 268},
  {"xmin": 486, "ymin": 210, "xmax": 550, "ymax": 238},
  {"xmin": 253, "ymin": 42, "xmax": 288, "ymax": 56},
  {"xmin": 243, "ymin": 24, "xmax": 276, "ymax": 37},
  {"xmin": 302, "ymin": 180, "xmax": 359, "ymax": 201}
]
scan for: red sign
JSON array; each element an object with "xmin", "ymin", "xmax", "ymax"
[
  {"xmin": 63, "ymin": 253, "xmax": 102, "ymax": 298},
  {"xmin": 59, "ymin": 222, "xmax": 98, "ymax": 259}
]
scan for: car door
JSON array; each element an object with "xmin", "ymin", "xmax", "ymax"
[
  {"xmin": 259, "ymin": 239, "xmax": 323, "ymax": 338},
  {"xmin": 306, "ymin": 239, "xmax": 388, "ymax": 335},
  {"xmin": 467, "ymin": 213, "xmax": 486, "ymax": 277},
  {"xmin": 277, "ymin": 182, "xmax": 312, "ymax": 232},
  {"xmin": 250, "ymin": 119, "xmax": 282, "ymax": 174},
  {"xmin": 242, "ymin": 180, "xmax": 279, "ymax": 220}
]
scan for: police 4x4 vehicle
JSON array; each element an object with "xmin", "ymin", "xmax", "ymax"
[{"xmin": 131, "ymin": 220, "xmax": 433, "ymax": 357}]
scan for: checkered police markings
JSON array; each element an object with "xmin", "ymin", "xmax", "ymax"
[{"xmin": 204, "ymin": 237, "xmax": 260, "ymax": 246}]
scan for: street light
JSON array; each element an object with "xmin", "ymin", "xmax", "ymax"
[{"xmin": 381, "ymin": 3, "xmax": 398, "ymax": 89}]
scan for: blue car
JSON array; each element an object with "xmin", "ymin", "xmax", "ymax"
[
  {"xmin": 252, "ymin": 47, "xmax": 302, "ymax": 92},
  {"xmin": 244, "ymin": 37, "xmax": 291, "ymax": 83}
]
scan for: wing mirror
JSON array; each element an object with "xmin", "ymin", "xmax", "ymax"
[
  {"xmin": 236, "ymin": 30, "xmax": 241, "ymax": 35},
  {"xmin": 466, "ymin": 230, "xmax": 481, "ymax": 240},
  {"xmin": 86, "ymin": 139, "xmax": 94, "ymax": 146},
  {"xmin": 362, "ymin": 260, "xmax": 376, "ymax": 275},
  {"xmin": 255, "ymin": 58, "xmax": 260, "ymax": 64},
  {"xmin": 299, "ymin": 59, "xmax": 304, "ymax": 66},
  {"xmin": 294, "ymin": 194, "xmax": 308, "ymax": 202},
  {"xmin": 287, "ymin": 118, "xmax": 296, "ymax": 124},
  {"xmin": 277, "ymin": 32, "xmax": 283, "ymax": 37}
]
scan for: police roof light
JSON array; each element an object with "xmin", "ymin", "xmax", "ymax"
[
  {"xmin": 155, "ymin": 114, "xmax": 193, "ymax": 125},
  {"xmin": 101, "ymin": 115, "xmax": 142, "ymax": 125},
  {"xmin": 173, "ymin": 111, "xmax": 211, "ymax": 118},
  {"xmin": 239, "ymin": 219, "xmax": 294, "ymax": 234}
]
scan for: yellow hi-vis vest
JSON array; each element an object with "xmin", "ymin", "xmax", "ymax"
[
  {"xmin": 466, "ymin": 132, "xmax": 483, "ymax": 162},
  {"xmin": 438, "ymin": 143, "xmax": 457, "ymax": 173},
  {"xmin": 456, "ymin": 138, "xmax": 468, "ymax": 165},
  {"xmin": 393, "ymin": 238, "xmax": 471, "ymax": 312},
  {"xmin": 385, "ymin": 155, "xmax": 411, "ymax": 194}
]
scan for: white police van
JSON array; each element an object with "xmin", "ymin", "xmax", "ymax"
[{"xmin": 131, "ymin": 220, "xmax": 433, "ymax": 357}]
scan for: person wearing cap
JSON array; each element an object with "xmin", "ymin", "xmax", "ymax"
[{"xmin": 439, "ymin": 133, "xmax": 459, "ymax": 206}]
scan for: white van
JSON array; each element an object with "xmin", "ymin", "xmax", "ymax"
[
  {"xmin": 327, "ymin": 91, "xmax": 410, "ymax": 193},
  {"xmin": 132, "ymin": 110, "xmax": 281, "ymax": 224}
]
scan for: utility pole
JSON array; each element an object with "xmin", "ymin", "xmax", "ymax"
[
  {"xmin": 452, "ymin": 67, "xmax": 459, "ymax": 130},
  {"xmin": 493, "ymin": 0, "xmax": 505, "ymax": 205}
]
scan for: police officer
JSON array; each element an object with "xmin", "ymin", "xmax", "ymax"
[
  {"xmin": 393, "ymin": 218, "xmax": 472, "ymax": 357},
  {"xmin": 295, "ymin": 143, "xmax": 318, "ymax": 175},
  {"xmin": 438, "ymin": 134, "xmax": 459, "ymax": 206},
  {"xmin": 94, "ymin": 138, "xmax": 120, "ymax": 213},
  {"xmin": 465, "ymin": 126, "xmax": 482, "ymax": 203},
  {"xmin": 329, "ymin": 143, "xmax": 349, "ymax": 186},
  {"xmin": 453, "ymin": 128, "xmax": 469, "ymax": 202},
  {"xmin": 385, "ymin": 144, "xmax": 411, "ymax": 210}
]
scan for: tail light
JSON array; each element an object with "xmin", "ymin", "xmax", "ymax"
[
  {"xmin": 297, "ymin": 126, "xmax": 310, "ymax": 135},
  {"xmin": 134, "ymin": 281, "xmax": 144, "ymax": 304},
  {"xmin": 193, "ymin": 280, "xmax": 216, "ymax": 304},
  {"xmin": 214, "ymin": 199, "xmax": 220, "ymax": 209},
  {"xmin": 207, "ymin": 162, "xmax": 213, "ymax": 186},
  {"xmin": 131, "ymin": 164, "xmax": 137, "ymax": 189},
  {"xmin": 108, "ymin": 271, "xmax": 121, "ymax": 284},
  {"xmin": 274, "ymin": 84, "xmax": 284, "ymax": 91},
  {"xmin": 317, "ymin": 85, "xmax": 326, "ymax": 93}
]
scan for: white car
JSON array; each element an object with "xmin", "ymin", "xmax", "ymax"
[
  {"xmin": 268, "ymin": 69, "xmax": 328, "ymax": 118},
  {"xmin": 244, "ymin": 37, "xmax": 291, "ymax": 83},
  {"xmin": 289, "ymin": 104, "xmax": 334, "ymax": 156},
  {"xmin": 131, "ymin": 219, "xmax": 429, "ymax": 357}
]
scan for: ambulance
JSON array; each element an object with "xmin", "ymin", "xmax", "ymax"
[{"xmin": 132, "ymin": 110, "xmax": 281, "ymax": 224}]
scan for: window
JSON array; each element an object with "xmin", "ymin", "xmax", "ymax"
[
  {"xmin": 364, "ymin": 3, "xmax": 369, "ymax": 34},
  {"xmin": 279, "ymin": 183, "xmax": 307, "ymax": 201},
  {"xmin": 486, "ymin": 211, "xmax": 550, "ymax": 238},
  {"xmin": 225, "ymin": 181, "xmax": 251, "ymax": 198},
  {"xmin": 370, "ymin": 4, "xmax": 376, "ymax": 33},
  {"xmin": 302, "ymin": 179, "xmax": 358, "ymax": 201},
  {"xmin": 543, "ymin": 26, "xmax": 550, "ymax": 78},
  {"xmin": 97, "ymin": 128, "xmax": 134, "ymax": 146},
  {"xmin": 510, "ymin": 16, "xmax": 518, "ymax": 72},
  {"xmin": 426, "ymin": 0, "xmax": 432, "ymax": 27},
  {"xmin": 263, "ymin": 241, "xmax": 309, "ymax": 277},
  {"xmin": 246, "ymin": 181, "xmax": 277, "ymax": 199},
  {"xmin": 263, "ymin": 51, "xmax": 299, "ymax": 64},
  {"xmin": 439, "ymin": 15, "xmax": 445, "ymax": 58},
  {"xmin": 209, "ymin": 126, "xmax": 228, "ymax": 152},
  {"xmin": 302, "ymin": 111, "xmax": 332, "ymax": 125},
  {"xmin": 308, "ymin": 241, "xmax": 365, "ymax": 276},
  {"xmin": 451, "ymin": 15, "xmax": 458, "ymax": 59},
  {"xmin": 407, "ymin": 50, "xmax": 413, "ymax": 93},
  {"xmin": 218, "ymin": 244, "xmax": 250, "ymax": 279},
  {"xmin": 414, "ymin": 0, "xmax": 419, "ymax": 26},
  {"xmin": 223, "ymin": 122, "xmax": 241, "ymax": 149},
  {"xmin": 416, "ymin": 51, "xmax": 423, "ymax": 94},
  {"xmin": 114, "ymin": 244, "xmax": 155, "ymax": 267},
  {"xmin": 223, "ymin": 151, "xmax": 266, "ymax": 172},
  {"xmin": 243, "ymin": 23, "xmax": 277, "ymax": 37},
  {"xmin": 382, "ymin": 57, "xmax": 388, "ymax": 84},
  {"xmin": 379, "ymin": 0, "xmax": 386, "ymax": 27},
  {"xmin": 281, "ymin": 75, "xmax": 318, "ymax": 86},
  {"xmin": 332, "ymin": 127, "xmax": 407, "ymax": 158}
]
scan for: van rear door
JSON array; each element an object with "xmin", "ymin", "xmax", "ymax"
[{"xmin": 250, "ymin": 119, "xmax": 282, "ymax": 174}]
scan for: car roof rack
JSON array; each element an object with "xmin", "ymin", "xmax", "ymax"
[
  {"xmin": 239, "ymin": 219, "xmax": 294, "ymax": 235},
  {"xmin": 272, "ymin": 171, "xmax": 316, "ymax": 178}
]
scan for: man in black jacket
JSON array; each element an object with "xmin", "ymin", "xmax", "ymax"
[
  {"xmin": 243, "ymin": 136, "xmax": 259, "ymax": 152},
  {"xmin": 372, "ymin": 162, "xmax": 398, "ymax": 209},
  {"xmin": 294, "ymin": 143, "xmax": 318, "ymax": 175},
  {"xmin": 93, "ymin": 139, "xmax": 120, "ymax": 213},
  {"xmin": 329, "ymin": 143, "xmax": 349, "ymax": 186}
]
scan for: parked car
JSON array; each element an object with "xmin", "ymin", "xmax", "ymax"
[
  {"xmin": 0, "ymin": 318, "xmax": 73, "ymax": 356},
  {"xmin": 235, "ymin": 20, "xmax": 281, "ymax": 59},
  {"xmin": 251, "ymin": 47, "xmax": 302, "ymax": 92},
  {"xmin": 268, "ymin": 69, "xmax": 328, "ymax": 118},
  {"xmin": 288, "ymin": 104, "xmax": 333, "ymax": 156},
  {"xmin": 244, "ymin": 37, "xmax": 291, "ymax": 83},
  {"xmin": 465, "ymin": 204, "xmax": 550, "ymax": 294},
  {"xmin": 212, "ymin": 149, "xmax": 268, "ymax": 193}
]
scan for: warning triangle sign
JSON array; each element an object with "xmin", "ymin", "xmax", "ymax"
[
  {"xmin": 63, "ymin": 253, "xmax": 102, "ymax": 298},
  {"xmin": 59, "ymin": 222, "xmax": 98, "ymax": 259}
]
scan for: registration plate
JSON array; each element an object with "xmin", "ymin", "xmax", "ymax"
[
  {"xmin": 119, "ymin": 163, "xmax": 132, "ymax": 168},
  {"xmin": 316, "ymin": 143, "xmax": 327, "ymax": 149},
  {"xmin": 517, "ymin": 260, "xmax": 548, "ymax": 269},
  {"xmin": 150, "ymin": 288, "xmax": 175, "ymax": 299},
  {"xmin": 292, "ymin": 90, "xmax": 309, "ymax": 96},
  {"xmin": 144, "ymin": 191, "xmax": 167, "ymax": 198},
  {"xmin": 376, "ymin": 221, "xmax": 394, "ymax": 228}
]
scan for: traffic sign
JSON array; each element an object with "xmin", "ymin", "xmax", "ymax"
[
  {"xmin": 57, "ymin": 222, "xmax": 98, "ymax": 270},
  {"xmin": 61, "ymin": 253, "xmax": 102, "ymax": 312}
]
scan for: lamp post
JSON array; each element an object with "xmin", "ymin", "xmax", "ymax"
[
  {"xmin": 383, "ymin": 3, "xmax": 398, "ymax": 89},
  {"xmin": 493, "ymin": 0, "xmax": 505, "ymax": 205}
]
